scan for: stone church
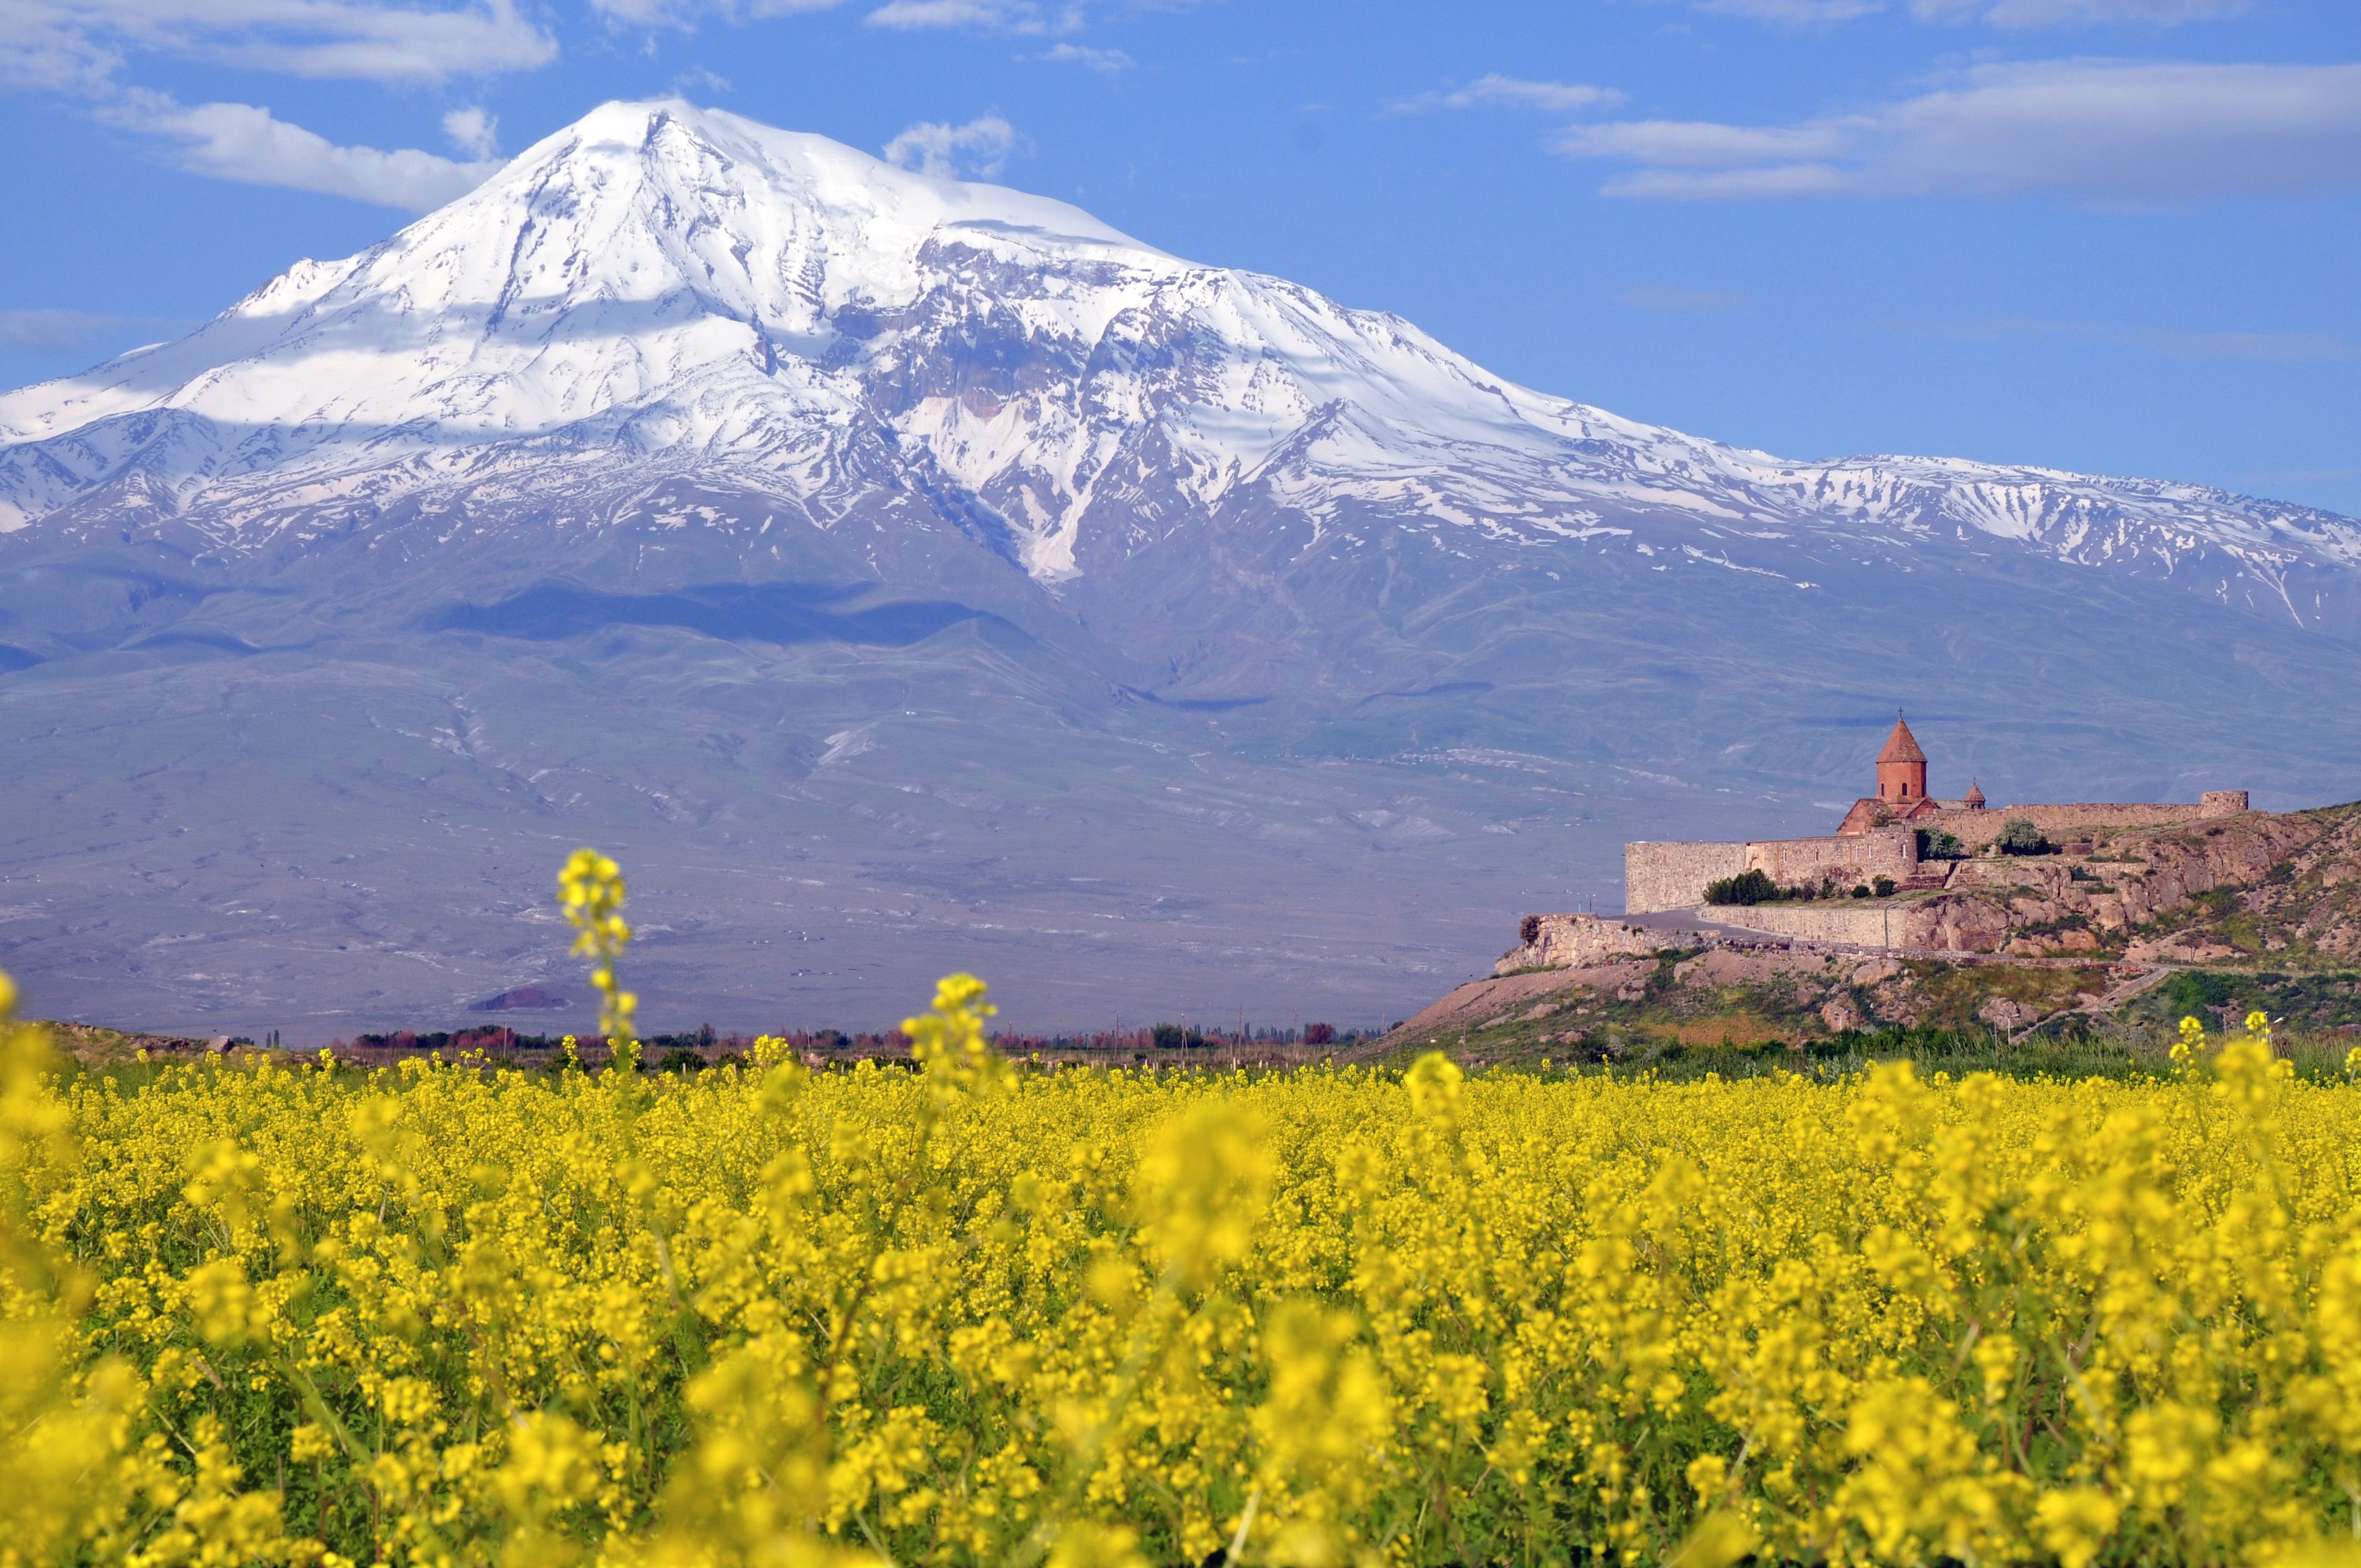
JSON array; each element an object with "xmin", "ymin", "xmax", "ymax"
[{"xmin": 1623, "ymin": 714, "xmax": 2249, "ymax": 914}]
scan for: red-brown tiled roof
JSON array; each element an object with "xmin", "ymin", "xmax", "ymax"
[{"xmin": 1877, "ymin": 714, "xmax": 1926, "ymax": 765}]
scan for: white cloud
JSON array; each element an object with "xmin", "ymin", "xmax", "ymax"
[
  {"xmin": 0, "ymin": 0, "xmax": 555, "ymax": 91},
  {"xmin": 866, "ymin": 0, "xmax": 1203, "ymax": 27},
  {"xmin": 1880, "ymin": 315, "xmax": 2355, "ymax": 361},
  {"xmin": 110, "ymin": 94, "xmax": 501, "ymax": 211},
  {"xmin": 585, "ymin": 0, "xmax": 848, "ymax": 28},
  {"xmin": 1618, "ymin": 285, "xmax": 1754, "ymax": 312},
  {"xmin": 1685, "ymin": 0, "xmax": 2250, "ymax": 24},
  {"xmin": 1559, "ymin": 121, "xmax": 1846, "ymax": 166},
  {"xmin": 882, "ymin": 113, "xmax": 1019, "ymax": 178},
  {"xmin": 1912, "ymin": 0, "xmax": 2251, "ymax": 24},
  {"xmin": 1694, "ymin": 0, "xmax": 1885, "ymax": 22},
  {"xmin": 1396, "ymin": 74, "xmax": 1627, "ymax": 114},
  {"xmin": 0, "ymin": 308, "xmax": 182, "ymax": 353},
  {"xmin": 442, "ymin": 105, "xmax": 498, "ymax": 157},
  {"xmin": 1555, "ymin": 61, "xmax": 2361, "ymax": 203},
  {"xmin": 1039, "ymin": 42, "xmax": 1131, "ymax": 72},
  {"xmin": 866, "ymin": 0, "xmax": 1054, "ymax": 30}
]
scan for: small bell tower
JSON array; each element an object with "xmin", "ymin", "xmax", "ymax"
[{"xmin": 1876, "ymin": 710, "xmax": 1928, "ymax": 804}]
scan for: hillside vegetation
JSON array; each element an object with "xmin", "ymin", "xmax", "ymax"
[{"xmin": 2131, "ymin": 801, "xmax": 2361, "ymax": 965}]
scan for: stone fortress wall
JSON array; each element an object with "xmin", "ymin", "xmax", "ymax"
[
  {"xmin": 1625, "ymin": 829, "xmax": 1918, "ymax": 914},
  {"xmin": 1691, "ymin": 902, "xmax": 1901, "ymax": 947},
  {"xmin": 1750, "ymin": 829, "xmax": 1917, "ymax": 889},
  {"xmin": 1623, "ymin": 842, "xmax": 1748, "ymax": 914},
  {"xmin": 1929, "ymin": 791, "xmax": 2249, "ymax": 849}
]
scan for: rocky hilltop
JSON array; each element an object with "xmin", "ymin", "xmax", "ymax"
[
  {"xmin": 1387, "ymin": 802, "xmax": 2361, "ymax": 1071},
  {"xmin": 1840, "ymin": 804, "xmax": 2361, "ymax": 962}
]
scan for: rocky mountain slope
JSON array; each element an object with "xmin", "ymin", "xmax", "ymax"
[
  {"xmin": 1, "ymin": 99, "xmax": 2357, "ymax": 1036},
  {"xmin": 2122, "ymin": 803, "xmax": 2361, "ymax": 966},
  {"xmin": 1835, "ymin": 805, "xmax": 2361, "ymax": 962}
]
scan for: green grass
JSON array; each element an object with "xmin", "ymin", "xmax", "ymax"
[
  {"xmin": 2130, "ymin": 969, "xmax": 2361, "ymax": 1034},
  {"xmin": 1385, "ymin": 1017, "xmax": 2359, "ymax": 1085}
]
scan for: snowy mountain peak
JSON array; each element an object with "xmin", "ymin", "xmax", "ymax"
[
  {"xmin": 0, "ymin": 99, "xmax": 2355, "ymax": 620},
  {"xmin": 0, "ymin": 100, "xmax": 1169, "ymax": 450}
]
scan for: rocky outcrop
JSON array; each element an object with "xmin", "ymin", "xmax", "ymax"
[
  {"xmin": 1396, "ymin": 960, "xmax": 1663, "ymax": 1038},
  {"xmin": 2159, "ymin": 803, "xmax": 2361, "ymax": 964},
  {"xmin": 1495, "ymin": 914, "xmax": 1661, "ymax": 975},
  {"xmin": 1677, "ymin": 806, "xmax": 2359, "ymax": 963},
  {"xmin": 1373, "ymin": 942, "xmax": 2122, "ymax": 1058},
  {"xmin": 1889, "ymin": 810, "xmax": 2339, "ymax": 957}
]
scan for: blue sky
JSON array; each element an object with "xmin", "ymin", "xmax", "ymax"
[{"xmin": 2, "ymin": 0, "xmax": 2356, "ymax": 514}]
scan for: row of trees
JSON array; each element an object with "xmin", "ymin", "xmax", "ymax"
[{"xmin": 1704, "ymin": 868, "xmax": 1904, "ymax": 905}]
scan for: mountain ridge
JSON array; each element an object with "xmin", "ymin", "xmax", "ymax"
[{"xmin": 4, "ymin": 99, "xmax": 2355, "ymax": 635}]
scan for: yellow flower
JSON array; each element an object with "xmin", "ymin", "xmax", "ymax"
[{"xmin": 4, "ymin": 919, "xmax": 2361, "ymax": 1568}]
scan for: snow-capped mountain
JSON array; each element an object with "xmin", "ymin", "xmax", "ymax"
[
  {"xmin": 1, "ymin": 99, "xmax": 2356, "ymax": 1036},
  {"xmin": 4, "ymin": 99, "xmax": 2355, "ymax": 627}
]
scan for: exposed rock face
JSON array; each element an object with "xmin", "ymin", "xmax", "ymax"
[
  {"xmin": 1495, "ymin": 913, "xmax": 1660, "ymax": 975},
  {"xmin": 1394, "ymin": 960, "xmax": 1662, "ymax": 1038},
  {"xmin": 1375, "ymin": 943, "xmax": 2120, "ymax": 1054},
  {"xmin": 1977, "ymin": 997, "xmax": 2043, "ymax": 1032},
  {"xmin": 1897, "ymin": 809, "xmax": 2345, "ymax": 957},
  {"xmin": 2168, "ymin": 803, "xmax": 2361, "ymax": 964}
]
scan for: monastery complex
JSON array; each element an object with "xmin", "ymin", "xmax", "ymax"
[{"xmin": 1624, "ymin": 714, "xmax": 2249, "ymax": 915}]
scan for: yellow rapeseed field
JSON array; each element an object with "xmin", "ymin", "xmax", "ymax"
[{"xmin": 7, "ymin": 857, "xmax": 2361, "ymax": 1566}]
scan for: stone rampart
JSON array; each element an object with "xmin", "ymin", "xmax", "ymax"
[
  {"xmin": 1931, "ymin": 798, "xmax": 2246, "ymax": 849},
  {"xmin": 1699, "ymin": 903, "xmax": 1902, "ymax": 949},
  {"xmin": 1625, "ymin": 841, "xmax": 1748, "ymax": 914},
  {"xmin": 1626, "ymin": 829, "xmax": 1919, "ymax": 913},
  {"xmin": 1747, "ymin": 829, "xmax": 1917, "ymax": 889}
]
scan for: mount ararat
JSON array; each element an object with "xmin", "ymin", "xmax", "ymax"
[{"xmin": 2, "ymin": 100, "xmax": 2355, "ymax": 1035}]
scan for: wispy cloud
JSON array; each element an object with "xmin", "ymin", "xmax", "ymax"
[
  {"xmin": 0, "ymin": 2, "xmax": 542, "ymax": 216},
  {"xmin": 1555, "ymin": 60, "xmax": 2361, "ymax": 203},
  {"xmin": 866, "ymin": 0, "xmax": 1210, "ymax": 30},
  {"xmin": 0, "ymin": 308, "xmax": 184, "ymax": 354},
  {"xmin": 441, "ymin": 106, "xmax": 498, "ymax": 158},
  {"xmin": 107, "ymin": 92, "xmax": 503, "ymax": 210},
  {"xmin": 1875, "ymin": 316, "xmax": 2357, "ymax": 362},
  {"xmin": 591, "ymin": 0, "xmax": 1195, "ymax": 30},
  {"xmin": 2245, "ymin": 466, "xmax": 2361, "ymax": 487},
  {"xmin": 882, "ymin": 113, "xmax": 1020, "ymax": 178},
  {"xmin": 1693, "ymin": 0, "xmax": 1885, "ymax": 23},
  {"xmin": 586, "ymin": 0, "xmax": 847, "ymax": 28},
  {"xmin": 1911, "ymin": 0, "xmax": 2253, "ymax": 25},
  {"xmin": 1684, "ymin": 0, "xmax": 2251, "ymax": 24},
  {"xmin": 1619, "ymin": 285, "xmax": 1754, "ymax": 312},
  {"xmin": 1038, "ymin": 42, "xmax": 1131, "ymax": 72},
  {"xmin": 0, "ymin": 0, "xmax": 554, "ymax": 91},
  {"xmin": 1394, "ymin": 74, "xmax": 1625, "ymax": 115},
  {"xmin": 866, "ymin": 0, "xmax": 1055, "ymax": 30}
]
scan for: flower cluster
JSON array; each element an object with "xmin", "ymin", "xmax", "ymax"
[
  {"xmin": 3, "ymin": 966, "xmax": 2358, "ymax": 1566},
  {"xmin": 558, "ymin": 848, "xmax": 637, "ymax": 1060}
]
